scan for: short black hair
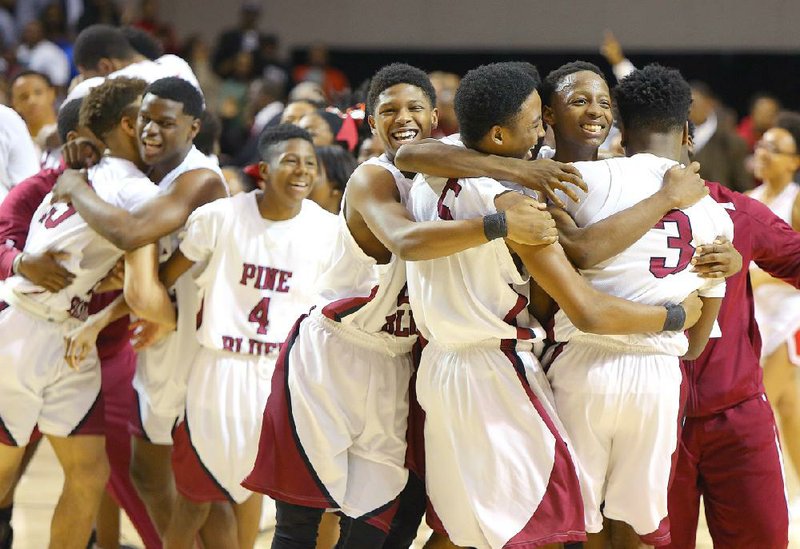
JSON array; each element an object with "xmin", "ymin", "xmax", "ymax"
[
  {"xmin": 541, "ymin": 61, "xmax": 606, "ymax": 107},
  {"xmin": 316, "ymin": 145, "xmax": 357, "ymax": 192},
  {"xmin": 73, "ymin": 24, "xmax": 136, "ymax": 70},
  {"xmin": 121, "ymin": 26, "xmax": 163, "ymax": 60},
  {"xmin": 613, "ymin": 64, "xmax": 691, "ymax": 134},
  {"xmin": 79, "ymin": 77, "xmax": 148, "ymax": 139},
  {"xmin": 10, "ymin": 69, "xmax": 53, "ymax": 90},
  {"xmin": 194, "ymin": 111, "xmax": 221, "ymax": 156},
  {"xmin": 455, "ymin": 62, "xmax": 540, "ymax": 147},
  {"xmin": 57, "ymin": 98, "xmax": 83, "ymax": 143},
  {"xmin": 366, "ymin": 63, "xmax": 436, "ymax": 116},
  {"xmin": 144, "ymin": 77, "xmax": 204, "ymax": 119},
  {"xmin": 776, "ymin": 111, "xmax": 800, "ymax": 153},
  {"xmin": 257, "ymin": 124, "xmax": 314, "ymax": 163}
]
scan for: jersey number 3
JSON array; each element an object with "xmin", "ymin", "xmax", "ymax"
[
  {"xmin": 649, "ymin": 210, "xmax": 694, "ymax": 278},
  {"xmin": 248, "ymin": 297, "xmax": 271, "ymax": 335}
]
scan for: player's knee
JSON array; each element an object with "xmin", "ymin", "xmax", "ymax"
[{"xmin": 64, "ymin": 452, "xmax": 109, "ymax": 494}]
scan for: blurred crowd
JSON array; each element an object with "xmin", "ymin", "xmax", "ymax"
[{"xmin": 0, "ymin": 1, "xmax": 794, "ymax": 207}]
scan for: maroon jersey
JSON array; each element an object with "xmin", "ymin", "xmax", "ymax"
[
  {"xmin": 683, "ymin": 182, "xmax": 800, "ymax": 417},
  {"xmin": 0, "ymin": 165, "xmax": 128, "ymax": 360}
]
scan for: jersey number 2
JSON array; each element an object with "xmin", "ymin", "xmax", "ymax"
[
  {"xmin": 649, "ymin": 210, "xmax": 694, "ymax": 278},
  {"xmin": 248, "ymin": 297, "xmax": 271, "ymax": 335}
]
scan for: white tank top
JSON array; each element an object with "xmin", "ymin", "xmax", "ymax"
[{"xmin": 314, "ymin": 154, "xmax": 417, "ymax": 353}]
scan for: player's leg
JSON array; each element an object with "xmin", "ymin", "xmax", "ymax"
[
  {"xmin": 0, "ymin": 446, "xmax": 25, "ymax": 508},
  {"xmin": 663, "ymin": 419, "xmax": 703, "ymax": 549},
  {"xmin": 163, "ymin": 493, "xmax": 212, "ymax": 549},
  {"xmin": 47, "ymin": 434, "xmax": 110, "ymax": 549},
  {"xmin": 234, "ymin": 493, "xmax": 263, "ymax": 549},
  {"xmin": 698, "ymin": 396, "xmax": 788, "ymax": 549},
  {"xmin": 316, "ymin": 512, "xmax": 340, "ymax": 548},
  {"xmin": 199, "ymin": 502, "xmax": 238, "ymax": 547},
  {"xmin": 608, "ymin": 520, "xmax": 650, "ymax": 549},
  {"xmin": 95, "ymin": 491, "xmax": 122, "ymax": 549},
  {"xmin": 763, "ymin": 342, "xmax": 800, "ymax": 480},
  {"xmin": 0, "ymin": 436, "xmax": 39, "ymax": 549},
  {"xmin": 272, "ymin": 501, "xmax": 325, "ymax": 549},
  {"xmin": 422, "ymin": 533, "xmax": 464, "ymax": 548},
  {"xmin": 130, "ymin": 436, "xmax": 176, "ymax": 534},
  {"xmin": 382, "ymin": 473, "xmax": 426, "ymax": 549}
]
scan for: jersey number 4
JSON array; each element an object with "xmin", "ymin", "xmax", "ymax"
[
  {"xmin": 649, "ymin": 210, "xmax": 694, "ymax": 278},
  {"xmin": 248, "ymin": 297, "xmax": 271, "ymax": 335}
]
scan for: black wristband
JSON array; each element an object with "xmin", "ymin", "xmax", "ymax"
[
  {"xmin": 483, "ymin": 211, "xmax": 508, "ymax": 240},
  {"xmin": 662, "ymin": 303, "xmax": 686, "ymax": 332}
]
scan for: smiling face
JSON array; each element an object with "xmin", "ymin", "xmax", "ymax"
[
  {"xmin": 259, "ymin": 138, "xmax": 319, "ymax": 207},
  {"xmin": 368, "ymin": 83, "xmax": 437, "ymax": 160},
  {"xmin": 544, "ymin": 70, "xmax": 612, "ymax": 152},
  {"xmin": 481, "ymin": 90, "xmax": 545, "ymax": 160},
  {"xmin": 137, "ymin": 93, "xmax": 199, "ymax": 167},
  {"xmin": 753, "ymin": 127, "xmax": 800, "ymax": 183}
]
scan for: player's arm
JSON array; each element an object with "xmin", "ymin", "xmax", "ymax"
[
  {"xmin": 682, "ymin": 297, "xmax": 723, "ymax": 361},
  {"xmin": 553, "ymin": 163, "xmax": 708, "ymax": 269},
  {"xmin": 51, "ymin": 168, "xmax": 227, "ymax": 251},
  {"xmin": 159, "ymin": 248, "xmax": 195, "ymax": 290},
  {"xmin": 509, "ymin": 239, "xmax": 702, "ymax": 335},
  {"xmin": 394, "ymin": 139, "xmax": 587, "ymax": 207},
  {"xmin": 123, "ymin": 244, "xmax": 176, "ymax": 326},
  {"xmin": 347, "ymin": 164, "xmax": 557, "ymax": 260}
]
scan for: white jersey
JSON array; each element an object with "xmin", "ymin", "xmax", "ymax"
[
  {"xmin": 406, "ymin": 170, "xmax": 545, "ymax": 346},
  {"xmin": 552, "ymin": 153, "xmax": 733, "ymax": 355},
  {"xmin": 180, "ymin": 192, "xmax": 337, "ymax": 356},
  {"xmin": 314, "ymin": 154, "xmax": 417, "ymax": 352},
  {"xmin": 0, "ymin": 156, "xmax": 157, "ymax": 320},
  {"xmin": 749, "ymin": 181, "xmax": 800, "ymax": 356},
  {"xmin": 0, "ymin": 105, "xmax": 40, "ymax": 203},
  {"xmin": 66, "ymin": 54, "xmax": 201, "ymax": 103}
]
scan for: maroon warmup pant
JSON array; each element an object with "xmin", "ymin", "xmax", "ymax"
[
  {"xmin": 666, "ymin": 394, "xmax": 789, "ymax": 549},
  {"xmin": 100, "ymin": 344, "xmax": 161, "ymax": 549}
]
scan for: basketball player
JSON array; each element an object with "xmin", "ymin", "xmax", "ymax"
[
  {"xmin": 67, "ymin": 24, "xmax": 200, "ymax": 102},
  {"xmin": 405, "ymin": 61, "xmax": 702, "ymax": 549},
  {"xmin": 242, "ymin": 63, "xmax": 570, "ymax": 548},
  {"xmin": 540, "ymin": 65, "xmax": 732, "ymax": 548},
  {"xmin": 0, "ymin": 77, "xmax": 175, "ymax": 549},
  {"xmin": 51, "ymin": 76, "xmax": 227, "ymax": 536},
  {"xmin": 145, "ymin": 124, "xmax": 335, "ymax": 548}
]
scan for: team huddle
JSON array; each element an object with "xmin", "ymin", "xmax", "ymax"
[{"xmin": 1, "ymin": 22, "xmax": 800, "ymax": 549}]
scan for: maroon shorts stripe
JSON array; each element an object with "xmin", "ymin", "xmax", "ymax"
[
  {"xmin": 321, "ymin": 285, "xmax": 379, "ymax": 322},
  {"xmin": 0, "ymin": 414, "xmax": 18, "ymax": 446},
  {"xmin": 242, "ymin": 314, "xmax": 337, "ymax": 509},
  {"xmin": 503, "ymin": 349, "xmax": 586, "ymax": 547},
  {"xmin": 172, "ymin": 418, "xmax": 234, "ymax": 503},
  {"xmin": 69, "ymin": 390, "xmax": 105, "ymax": 437}
]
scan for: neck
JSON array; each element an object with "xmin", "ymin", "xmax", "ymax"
[
  {"xmin": 27, "ymin": 115, "xmax": 56, "ymax": 139},
  {"xmin": 764, "ymin": 175, "xmax": 794, "ymax": 193},
  {"xmin": 552, "ymin": 139, "xmax": 598, "ymax": 163},
  {"xmin": 257, "ymin": 189, "xmax": 302, "ymax": 221},
  {"xmin": 624, "ymin": 131, "xmax": 683, "ymax": 162},
  {"xmin": 104, "ymin": 134, "xmax": 146, "ymax": 170},
  {"xmin": 149, "ymin": 145, "xmax": 192, "ymax": 183}
]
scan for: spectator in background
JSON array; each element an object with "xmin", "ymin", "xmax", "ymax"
[
  {"xmin": 298, "ymin": 109, "xmax": 342, "ymax": 147},
  {"xmin": 738, "ymin": 93, "xmax": 781, "ymax": 152},
  {"xmin": 181, "ymin": 34, "xmax": 220, "ymax": 109},
  {"xmin": 131, "ymin": 0, "xmax": 179, "ymax": 54},
  {"xmin": 40, "ymin": 1, "xmax": 78, "ymax": 78},
  {"xmin": 195, "ymin": 110, "xmax": 222, "ymax": 161},
  {"xmin": 77, "ymin": 0, "xmax": 121, "ymax": 31},
  {"xmin": 16, "ymin": 20, "xmax": 70, "ymax": 88},
  {"xmin": 10, "ymin": 70, "xmax": 59, "ymax": 167},
  {"xmin": 356, "ymin": 135, "xmax": 383, "ymax": 164},
  {"xmin": 309, "ymin": 145, "xmax": 356, "ymax": 214},
  {"xmin": 280, "ymin": 98, "xmax": 322, "ymax": 125},
  {"xmin": 0, "ymin": 0, "xmax": 17, "ymax": 49},
  {"xmin": 292, "ymin": 43, "xmax": 349, "ymax": 102},
  {"xmin": 249, "ymin": 75, "xmax": 285, "ymax": 135},
  {"xmin": 212, "ymin": 2, "xmax": 269, "ymax": 80},
  {"xmin": 0, "ymin": 104, "xmax": 40, "ymax": 203},
  {"xmin": 429, "ymin": 71, "xmax": 460, "ymax": 138},
  {"xmin": 690, "ymin": 81, "xmax": 753, "ymax": 192}
]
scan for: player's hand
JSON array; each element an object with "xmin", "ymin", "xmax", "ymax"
[
  {"xmin": 61, "ymin": 137, "xmax": 102, "ymax": 169},
  {"xmin": 130, "ymin": 318, "xmax": 175, "ymax": 351},
  {"xmin": 94, "ymin": 259, "xmax": 125, "ymax": 293},
  {"xmin": 518, "ymin": 159, "xmax": 588, "ymax": 208},
  {"xmin": 51, "ymin": 169, "xmax": 91, "ymax": 204},
  {"xmin": 64, "ymin": 318, "xmax": 102, "ymax": 370},
  {"xmin": 660, "ymin": 162, "xmax": 707, "ymax": 209},
  {"xmin": 692, "ymin": 236, "xmax": 742, "ymax": 279},
  {"xmin": 600, "ymin": 30, "xmax": 625, "ymax": 66},
  {"xmin": 679, "ymin": 291, "xmax": 703, "ymax": 330},
  {"xmin": 505, "ymin": 197, "xmax": 558, "ymax": 246},
  {"xmin": 17, "ymin": 251, "xmax": 75, "ymax": 292}
]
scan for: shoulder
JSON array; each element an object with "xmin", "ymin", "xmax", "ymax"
[
  {"xmin": 0, "ymin": 105, "xmax": 27, "ymax": 132},
  {"xmin": 173, "ymin": 167, "xmax": 227, "ymax": 197}
]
